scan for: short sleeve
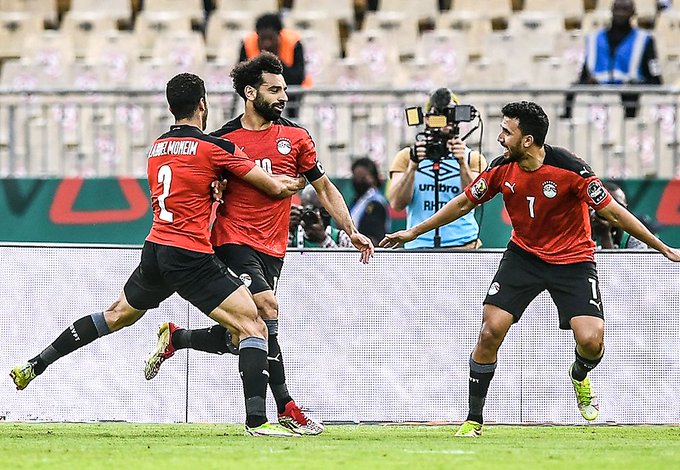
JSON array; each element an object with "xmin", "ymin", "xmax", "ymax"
[
  {"xmin": 215, "ymin": 145, "xmax": 255, "ymax": 177},
  {"xmin": 389, "ymin": 148, "xmax": 411, "ymax": 174},
  {"xmin": 296, "ymin": 133, "xmax": 319, "ymax": 174},
  {"xmin": 464, "ymin": 166, "xmax": 501, "ymax": 204},
  {"xmin": 576, "ymin": 175, "xmax": 612, "ymax": 210}
]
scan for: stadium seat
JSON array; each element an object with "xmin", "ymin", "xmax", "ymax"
[
  {"xmin": 452, "ymin": 0, "xmax": 512, "ymax": 22},
  {"xmin": 61, "ymin": 12, "xmax": 119, "ymax": 60},
  {"xmin": 84, "ymin": 31, "xmax": 138, "ymax": 89},
  {"xmin": 0, "ymin": 12, "xmax": 43, "ymax": 60},
  {"xmin": 134, "ymin": 12, "xmax": 192, "ymax": 59},
  {"xmin": 68, "ymin": 0, "xmax": 132, "ymax": 24},
  {"xmin": 461, "ymin": 56, "xmax": 507, "ymax": 88},
  {"xmin": 414, "ymin": 29, "xmax": 468, "ymax": 85},
  {"xmin": 655, "ymin": 10, "xmax": 680, "ymax": 62},
  {"xmin": 130, "ymin": 60, "xmax": 185, "ymax": 91},
  {"xmin": 214, "ymin": 0, "xmax": 278, "ymax": 15},
  {"xmin": 290, "ymin": 0, "xmax": 354, "ymax": 22},
  {"xmin": 210, "ymin": 29, "xmax": 249, "ymax": 67},
  {"xmin": 435, "ymin": 11, "xmax": 492, "ymax": 57},
  {"xmin": 393, "ymin": 58, "xmax": 446, "ymax": 88},
  {"xmin": 522, "ymin": 0, "xmax": 584, "ymax": 23},
  {"xmin": 581, "ymin": 10, "xmax": 611, "ymax": 33},
  {"xmin": 284, "ymin": 11, "xmax": 342, "ymax": 58},
  {"xmin": 151, "ymin": 31, "xmax": 207, "ymax": 69},
  {"xmin": 377, "ymin": 0, "xmax": 440, "ymax": 21},
  {"xmin": 362, "ymin": 12, "xmax": 420, "ymax": 60},
  {"xmin": 205, "ymin": 11, "xmax": 255, "ymax": 59},
  {"xmin": 345, "ymin": 30, "xmax": 400, "ymax": 85},
  {"xmin": 23, "ymin": 31, "xmax": 75, "ymax": 83},
  {"xmin": 142, "ymin": 0, "xmax": 205, "ymax": 24},
  {"xmin": 0, "ymin": 0, "xmax": 58, "ymax": 27},
  {"xmin": 297, "ymin": 29, "xmax": 341, "ymax": 85},
  {"xmin": 508, "ymin": 12, "xmax": 565, "ymax": 58}
]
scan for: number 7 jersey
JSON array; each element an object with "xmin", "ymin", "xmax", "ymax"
[
  {"xmin": 464, "ymin": 144, "xmax": 612, "ymax": 264},
  {"xmin": 146, "ymin": 124, "xmax": 255, "ymax": 253}
]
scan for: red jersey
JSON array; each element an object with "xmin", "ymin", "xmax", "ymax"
[
  {"xmin": 210, "ymin": 116, "xmax": 323, "ymax": 258},
  {"xmin": 464, "ymin": 144, "xmax": 612, "ymax": 264},
  {"xmin": 146, "ymin": 124, "xmax": 256, "ymax": 253}
]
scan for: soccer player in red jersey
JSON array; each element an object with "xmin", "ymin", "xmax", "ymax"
[
  {"xmin": 145, "ymin": 53, "xmax": 374, "ymax": 435},
  {"xmin": 381, "ymin": 101, "xmax": 680, "ymax": 437},
  {"xmin": 10, "ymin": 73, "xmax": 306, "ymax": 437}
]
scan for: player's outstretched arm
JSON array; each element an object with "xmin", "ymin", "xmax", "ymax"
[
  {"xmin": 380, "ymin": 192, "xmax": 477, "ymax": 248},
  {"xmin": 310, "ymin": 175, "xmax": 374, "ymax": 264},
  {"xmin": 596, "ymin": 199, "xmax": 680, "ymax": 261},
  {"xmin": 241, "ymin": 167, "xmax": 305, "ymax": 199}
]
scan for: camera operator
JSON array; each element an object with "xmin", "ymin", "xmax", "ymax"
[
  {"xmin": 387, "ymin": 88, "xmax": 488, "ymax": 249},
  {"xmin": 289, "ymin": 185, "xmax": 354, "ymax": 248}
]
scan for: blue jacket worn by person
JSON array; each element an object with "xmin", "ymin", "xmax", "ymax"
[{"xmin": 583, "ymin": 27, "xmax": 661, "ymax": 84}]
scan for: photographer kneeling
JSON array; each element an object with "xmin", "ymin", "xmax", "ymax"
[
  {"xmin": 387, "ymin": 88, "xmax": 488, "ymax": 249},
  {"xmin": 289, "ymin": 185, "xmax": 354, "ymax": 248}
]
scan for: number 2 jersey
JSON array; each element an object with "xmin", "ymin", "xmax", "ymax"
[
  {"xmin": 146, "ymin": 124, "xmax": 256, "ymax": 253},
  {"xmin": 464, "ymin": 144, "xmax": 612, "ymax": 264},
  {"xmin": 209, "ymin": 116, "xmax": 323, "ymax": 258}
]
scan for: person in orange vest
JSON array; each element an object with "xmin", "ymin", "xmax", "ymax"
[{"xmin": 240, "ymin": 13, "xmax": 311, "ymax": 117}]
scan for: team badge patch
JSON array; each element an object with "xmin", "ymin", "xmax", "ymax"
[
  {"xmin": 542, "ymin": 181, "xmax": 558, "ymax": 198},
  {"xmin": 239, "ymin": 273, "xmax": 252, "ymax": 288},
  {"xmin": 277, "ymin": 138, "xmax": 292, "ymax": 155},
  {"xmin": 488, "ymin": 282, "xmax": 500, "ymax": 296},
  {"xmin": 471, "ymin": 178, "xmax": 488, "ymax": 200},
  {"xmin": 587, "ymin": 181, "xmax": 607, "ymax": 205}
]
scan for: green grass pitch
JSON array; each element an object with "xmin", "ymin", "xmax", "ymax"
[{"xmin": 1, "ymin": 423, "xmax": 679, "ymax": 469}]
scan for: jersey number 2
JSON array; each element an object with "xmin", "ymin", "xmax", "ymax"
[{"xmin": 157, "ymin": 165, "xmax": 174, "ymax": 222}]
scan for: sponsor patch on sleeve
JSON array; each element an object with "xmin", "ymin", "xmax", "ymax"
[
  {"xmin": 470, "ymin": 178, "xmax": 488, "ymax": 200},
  {"xmin": 587, "ymin": 180, "xmax": 607, "ymax": 205}
]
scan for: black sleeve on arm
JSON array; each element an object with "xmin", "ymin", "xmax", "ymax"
[
  {"xmin": 640, "ymin": 37, "xmax": 662, "ymax": 84},
  {"xmin": 303, "ymin": 162, "xmax": 324, "ymax": 182},
  {"xmin": 282, "ymin": 42, "xmax": 306, "ymax": 86}
]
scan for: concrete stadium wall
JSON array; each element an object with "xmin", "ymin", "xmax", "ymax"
[{"xmin": 1, "ymin": 245, "xmax": 679, "ymax": 425}]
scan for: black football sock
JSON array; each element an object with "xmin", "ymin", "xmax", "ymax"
[
  {"xmin": 239, "ymin": 337, "xmax": 269, "ymax": 428},
  {"xmin": 265, "ymin": 320, "xmax": 292, "ymax": 414},
  {"xmin": 171, "ymin": 325, "xmax": 233, "ymax": 354},
  {"xmin": 30, "ymin": 312, "xmax": 111, "ymax": 375},
  {"xmin": 466, "ymin": 356, "xmax": 497, "ymax": 425},
  {"xmin": 570, "ymin": 347, "xmax": 603, "ymax": 382}
]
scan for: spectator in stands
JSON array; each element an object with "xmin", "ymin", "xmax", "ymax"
[
  {"xmin": 387, "ymin": 88, "xmax": 487, "ymax": 249},
  {"xmin": 350, "ymin": 157, "xmax": 390, "ymax": 246},
  {"xmin": 239, "ymin": 13, "xmax": 310, "ymax": 118},
  {"xmin": 564, "ymin": 0, "xmax": 663, "ymax": 118},
  {"xmin": 591, "ymin": 181, "xmax": 649, "ymax": 249},
  {"xmin": 289, "ymin": 185, "xmax": 354, "ymax": 248}
]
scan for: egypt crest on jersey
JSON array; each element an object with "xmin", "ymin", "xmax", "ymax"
[{"xmin": 209, "ymin": 116, "xmax": 323, "ymax": 258}]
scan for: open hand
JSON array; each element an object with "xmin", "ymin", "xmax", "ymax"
[
  {"xmin": 379, "ymin": 229, "xmax": 416, "ymax": 249},
  {"xmin": 350, "ymin": 232, "xmax": 374, "ymax": 264}
]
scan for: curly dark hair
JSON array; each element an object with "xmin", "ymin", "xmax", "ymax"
[
  {"xmin": 165, "ymin": 73, "xmax": 206, "ymax": 121},
  {"xmin": 230, "ymin": 51, "xmax": 284, "ymax": 99},
  {"xmin": 501, "ymin": 101, "xmax": 549, "ymax": 146}
]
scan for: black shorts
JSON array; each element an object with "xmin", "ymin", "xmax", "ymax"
[
  {"xmin": 214, "ymin": 243, "xmax": 283, "ymax": 295},
  {"xmin": 484, "ymin": 244, "xmax": 604, "ymax": 330},
  {"xmin": 124, "ymin": 241, "xmax": 243, "ymax": 314}
]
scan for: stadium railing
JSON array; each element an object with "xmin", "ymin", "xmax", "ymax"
[{"xmin": 0, "ymin": 86, "xmax": 678, "ymax": 179}]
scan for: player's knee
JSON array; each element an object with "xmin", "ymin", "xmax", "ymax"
[
  {"xmin": 477, "ymin": 323, "xmax": 505, "ymax": 349},
  {"xmin": 104, "ymin": 302, "xmax": 141, "ymax": 331},
  {"xmin": 239, "ymin": 316, "xmax": 267, "ymax": 340},
  {"xmin": 576, "ymin": 332, "xmax": 604, "ymax": 357}
]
